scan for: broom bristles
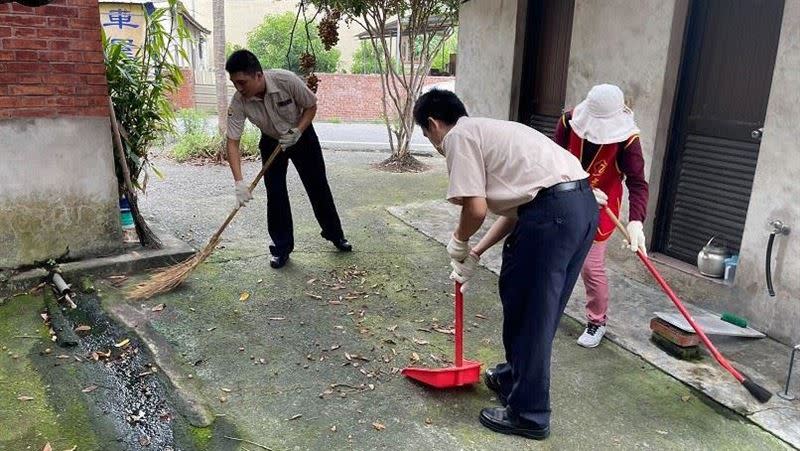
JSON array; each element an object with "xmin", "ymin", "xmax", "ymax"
[
  {"xmin": 126, "ymin": 237, "xmax": 220, "ymax": 300},
  {"xmin": 126, "ymin": 144, "xmax": 282, "ymax": 301}
]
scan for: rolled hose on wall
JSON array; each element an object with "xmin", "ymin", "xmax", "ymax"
[{"xmin": 766, "ymin": 232, "xmax": 777, "ymax": 297}]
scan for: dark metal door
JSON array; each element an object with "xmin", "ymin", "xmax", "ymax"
[
  {"xmin": 655, "ymin": 0, "xmax": 784, "ymax": 262},
  {"xmin": 517, "ymin": 0, "xmax": 575, "ymax": 138}
]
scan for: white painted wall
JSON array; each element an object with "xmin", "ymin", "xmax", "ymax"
[
  {"xmin": 455, "ymin": 0, "xmax": 521, "ymax": 119},
  {"xmin": 0, "ymin": 118, "xmax": 121, "ymax": 268}
]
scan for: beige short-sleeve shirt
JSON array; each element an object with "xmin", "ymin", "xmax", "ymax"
[
  {"xmin": 227, "ymin": 69, "xmax": 317, "ymax": 140},
  {"xmin": 444, "ymin": 117, "xmax": 589, "ymax": 217}
]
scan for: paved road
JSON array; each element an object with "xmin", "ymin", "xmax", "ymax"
[
  {"xmin": 198, "ymin": 116, "xmax": 436, "ymax": 154},
  {"xmin": 315, "ymin": 122, "xmax": 435, "ymax": 154}
]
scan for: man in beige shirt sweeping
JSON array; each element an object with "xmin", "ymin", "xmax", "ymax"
[
  {"xmin": 414, "ymin": 89, "xmax": 601, "ymax": 440},
  {"xmin": 225, "ymin": 49, "xmax": 351, "ymax": 269}
]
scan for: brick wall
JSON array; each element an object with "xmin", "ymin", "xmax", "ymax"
[
  {"xmin": 314, "ymin": 74, "xmax": 455, "ymax": 122},
  {"xmin": 0, "ymin": 0, "xmax": 109, "ymax": 119},
  {"xmin": 168, "ymin": 67, "xmax": 195, "ymax": 109}
]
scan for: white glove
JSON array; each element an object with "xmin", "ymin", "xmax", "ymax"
[
  {"xmin": 593, "ymin": 188, "xmax": 608, "ymax": 206},
  {"xmin": 447, "ymin": 234, "xmax": 470, "ymax": 262},
  {"xmin": 450, "ymin": 253, "xmax": 479, "ymax": 293},
  {"xmin": 625, "ymin": 220, "xmax": 647, "ymax": 256},
  {"xmin": 279, "ymin": 127, "xmax": 301, "ymax": 148},
  {"xmin": 234, "ymin": 180, "xmax": 253, "ymax": 207}
]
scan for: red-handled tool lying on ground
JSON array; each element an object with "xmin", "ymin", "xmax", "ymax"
[
  {"xmin": 605, "ymin": 206, "xmax": 772, "ymax": 403},
  {"xmin": 402, "ymin": 281, "xmax": 482, "ymax": 388}
]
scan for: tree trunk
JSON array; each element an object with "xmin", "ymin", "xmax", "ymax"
[{"xmin": 213, "ymin": 0, "xmax": 227, "ymax": 144}]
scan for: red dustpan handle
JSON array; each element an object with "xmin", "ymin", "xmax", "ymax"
[{"xmin": 454, "ymin": 281, "xmax": 464, "ymax": 367}]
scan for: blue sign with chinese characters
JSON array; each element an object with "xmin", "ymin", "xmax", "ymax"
[{"xmin": 103, "ymin": 9, "xmax": 140, "ymax": 29}]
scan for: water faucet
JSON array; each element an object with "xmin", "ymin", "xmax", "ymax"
[{"xmin": 770, "ymin": 220, "xmax": 790, "ymax": 235}]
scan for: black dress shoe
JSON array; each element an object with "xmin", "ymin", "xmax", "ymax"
[
  {"xmin": 332, "ymin": 238, "xmax": 352, "ymax": 252},
  {"xmin": 269, "ymin": 254, "xmax": 289, "ymax": 269},
  {"xmin": 484, "ymin": 368, "xmax": 508, "ymax": 406},
  {"xmin": 479, "ymin": 407, "xmax": 550, "ymax": 440}
]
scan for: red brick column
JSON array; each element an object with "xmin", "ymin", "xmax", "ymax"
[
  {"xmin": 0, "ymin": 0, "xmax": 109, "ymax": 119},
  {"xmin": 168, "ymin": 67, "xmax": 195, "ymax": 109}
]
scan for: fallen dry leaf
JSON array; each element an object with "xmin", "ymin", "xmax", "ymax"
[
  {"xmin": 257, "ymin": 278, "xmax": 263, "ymax": 284},
  {"xmin": 239, "ymin": 291, "xmax": 250, "ymax": 302},
  {"xmin": 114, "ymin": 338, "xmax": 130, "ymax": 348},
  {"xmin": 681, "ymin": 395, "xmax": 691, "ymax": 402},
  {"xmin": 42, "ymin": 443, "xmax": 52, "ymax": 451},
  {"xmin": 17, "ymin": 395, "xmax": 34, "ymax": 401},
  {"xmin": 90, "ymin": 349, "xmax": 112, "ymax": 361},
  {"xmin": 425, "ymin": 418, "xmax": 433, "ymax": 425},
  {"xmin": 330, "ymin": 425, "xmax": 337, "ymax": 432},
  {"xmin": 74, "ymin": 325, "xmax": 91, "ymax": 332},
  {"xmin": 82, "ymin": 385, "xmax": 99, "ymax": 394},
  {"xmin": 411, "ymin": 352, "xmax": 420, "ymax": 362},
  {"xmin": 151, "ymin": 304, "xmax": 165, "ymax": 312},
  {"xmin": 306, "ymin": 292, "xmax": 322, "ymax": 300},
  {"xmin": 56, "ymin": 354, "xmax": 70, "ymax": 360},
  {"xmin": 63, "ymin": 446, "xmax": 77, "ymax": 451},
  {"xmin": 221, "ymin": 388, "xmax": 232, "ymax": 393},
  {"xmin": 372, "ymin": 422, "xmax": 386, "ymax": 431},
  {"xmin": 387, "ymin": 325, "xmax": 398, "ymax": 332},
  {"xmin": 288, "ymin": 414, "xmax": 303, "ymax": 421},
  {"xmin": 412, "ymin": 338, "xmax": 429, "ymax": 345},
  {"xmin": 268, "ymin": 317, "xmax": 286, "ymax": 321},
  {"xmin": 475, "ymin": 314, "xmax": 488, "ymax": 320},
  {"xmin": 306, "ymin": 278, "xmax": 317, "ymax": 285}
]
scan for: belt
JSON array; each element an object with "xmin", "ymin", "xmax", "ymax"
[{"xmin": 539, "ymin": 178, "xmax": 590, "ymax": 196}]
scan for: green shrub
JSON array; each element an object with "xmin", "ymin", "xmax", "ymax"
[
  {"xmin": 240, "ymin": 125, "xmax": 261, "ymax": 157},
  {"xmin": 170, "ymin": 131, "xmax": 223, "ymax": 162},
  {"xmin": 176, "ymin": 108, "xmax": 209, "ymax": 135},
  {"xmin": 170, "ymin": 123, "xmax": 261, "ymax": 162}
]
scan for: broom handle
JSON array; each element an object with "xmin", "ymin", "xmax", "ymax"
[
  {"xmin": 454, "ymin": 281, "xmax": 464, "ymax": 367},
  {"xmin": 603, "ymin": 207, "xmax": 745, "ymax": 383},
  {"xmin": 205, "ymin": 145, "xmax": 283, "ymax": 247}
]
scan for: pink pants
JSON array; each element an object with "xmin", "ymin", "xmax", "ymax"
[{"xmin": 581, "ymin": 240, "xmax": 609, "ymax": 326}]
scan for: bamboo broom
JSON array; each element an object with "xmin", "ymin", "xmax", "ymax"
[{"xmin": 127, "ymin": 145, "xmax": 282, "ymax": 300}]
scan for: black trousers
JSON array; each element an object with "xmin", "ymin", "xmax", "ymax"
[
  {"xmin": 492, "ymin": 180, "xmax": 598, "ymax": 428},
  {"xmin": 258, "ymin": 125, "xmax": 345, "ymax": 257}
]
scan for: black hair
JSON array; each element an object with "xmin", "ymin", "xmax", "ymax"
[
  {"xmin": 413, "ymin": 89, "xmax": 468, "ymax": 129},
  {"xmin": 225, "ymin": 49, "xmax": 263, "ymax": 75}
]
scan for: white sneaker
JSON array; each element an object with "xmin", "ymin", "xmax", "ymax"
[{"xmin": 577, "ymin": 324, "xmax": 606, "ymax": 348}]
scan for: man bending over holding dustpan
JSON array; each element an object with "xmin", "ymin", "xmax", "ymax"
[{"xmin": 414, "ymin": 89, "xmax": 601, "ymax": 440}]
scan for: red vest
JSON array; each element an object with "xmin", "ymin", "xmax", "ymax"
[{"xmin": 566, "ymin": 129, "xmax": 626, "ymax": 241}]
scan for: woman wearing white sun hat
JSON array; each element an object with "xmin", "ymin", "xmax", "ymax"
[{"xmin": 554, "ymin": 84, "xmax": 650, "ymax": 348}]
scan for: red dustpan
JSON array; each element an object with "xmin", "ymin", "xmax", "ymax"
[{"xmin": 402, "ymin": 281, "xmax": 481, "ymax": 388}]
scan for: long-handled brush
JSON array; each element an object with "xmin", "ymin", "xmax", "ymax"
[
  {"xmin": 127, "ymin": 145, "xmax": 282, "ymax": 301},
  {"xmin": 605, "ymin": 206, "xmax": 772, "ymax": 403}
]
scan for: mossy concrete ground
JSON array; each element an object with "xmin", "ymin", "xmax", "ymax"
[
  {"xmin": 0, "ymin": 289, "xmax": 238, "ymax": 451},
  {"xmin": 0, "ymin": 152, "xmax": 790, "ymax": 450}
]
